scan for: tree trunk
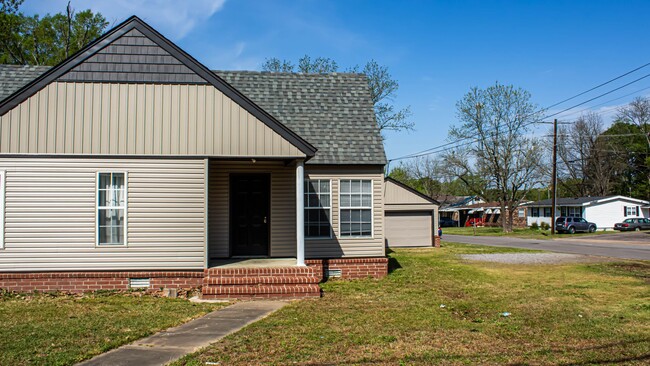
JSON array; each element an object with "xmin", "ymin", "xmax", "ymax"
[{"xmin": 500, "ymin": 202, "xmax": 511, "ymax": 233}]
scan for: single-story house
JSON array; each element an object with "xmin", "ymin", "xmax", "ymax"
[
  {"xmin": 447, "ymin": 202, "xmax": 528, "ymax": 228},
  {"xmin": 437, "ymin": 195, "xmax": 484, "ymax": 226},
  {"xmin": 383, "ymin": 177, "xmax": 439, "ymax": 248},
  {"xmin": 524, "ymin": 196, "xmax": 650, "ymax": 230},
  {"xmin": 0, "ymin": 16, "xmax": 390, "ymax": 299}
]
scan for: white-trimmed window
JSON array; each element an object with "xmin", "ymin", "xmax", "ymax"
[
  {"xmin": 625, "ymin": 206, "xmax": 638, "ymax": 216},
  {"xmin": 97, "ymin": 172, "xmax": 127, "ymax": 246},
  {"xmin": 304, "ymin": 179, "xmax": 332, "ymax": 238},
  {"xmin": 339, "ymin": 179, "xmax": 372, "ymax": 237},
  {"xmin": 530, "ymin": 207, "xmax": 539, "ymax": 217},
  {"xmin": 0, "ymin": 171, "xmax": 4, "ymax": 249}
]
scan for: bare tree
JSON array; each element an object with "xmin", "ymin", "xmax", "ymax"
[
  {"xmin": 556, "ymin": 112, "xmax": 609, "ymax": 196},
  {"xmin": 617, "ymin": 96, "xmax": 650, "ymax": 149},
  {"xmin": 403, "ymin": 156, "xmax": 442, "ymax": 197},
  {"xmin": 441, "ymin": 83, "xmax": 545, "ymax": 232}
]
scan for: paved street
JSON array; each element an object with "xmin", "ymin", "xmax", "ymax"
[{"xmin": 444, "ymin": 232, "xmax": 650, "ymax": 260}]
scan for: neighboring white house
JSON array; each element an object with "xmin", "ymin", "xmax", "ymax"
[{"xmin": 524, "ymin": 196, "xmax": 650, "ymax": 230}]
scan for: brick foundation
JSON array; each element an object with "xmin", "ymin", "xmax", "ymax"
[
  {"xmin": 0, "ymin": 271, "xmax": 203, "ymax": 293},
  {"xmin": 434, "ymin": 235, "xmax": 441, "ymax": 247},
  {"xmin": 1, "ymin": 257, "xmax": 390, "ymax": 297},
  {"xmin": 306, "ymin": 257, "xmax": 389, "ymax": 280}
]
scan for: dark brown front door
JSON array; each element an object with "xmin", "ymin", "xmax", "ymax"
[{"xmin": 230, "ymin": 174, "xmax": 270, "ymax": 257}]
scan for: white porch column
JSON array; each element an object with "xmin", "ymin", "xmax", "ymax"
[{"xmin": 296, "ymin": 160, "xmax": 305, "ymax": 266}]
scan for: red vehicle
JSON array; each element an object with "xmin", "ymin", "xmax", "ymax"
[{"xmin": 465, "ymin": 217, "xmax": 484, "ymax": 227}]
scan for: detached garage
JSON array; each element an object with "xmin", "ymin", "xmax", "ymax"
[{"xmin": 384, "ymin": 178, "xmax": 440, "ymax": 248}]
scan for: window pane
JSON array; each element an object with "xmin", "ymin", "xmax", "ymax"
[
  {"xmin": 350, "ymin": 223, "xmax": 361, "ymax": 234},
  {"xmin": 319, "ymin": 225, "xmax": 330, "ymax": 237},
  {"xmin": 308, "ymin": 181, "xmax": 318, "ymax": 193},
  {"xmin": 362, "ymin": 180, "xmax": 371, "ymax": 193},
  {"xmin": 308, "ymin": 194, "xmax": 319, "ymax": 207},
  {"xmin": 361, "ymin": 223, "xmax": 372, "ymax": 236},
  {"xmin": 340, "ymin": 180, "xmax": 350, "ymax": 194},
  {"xmin": 320, "ymin": 180, "xmax": 329, "ymax": 193},
  {"xmin": 112, "ymin": 173, "xmax": 125, "ymax": 189},
  {"xmin": 341, "ymin": 209, "xmax": 351, "ymax": 222},
  {"xmin": 351, "ymin": 209, "xmax": 361, "ymax": 222},
  {"xmin": 98, "ymin": 190, "xmax": 108, "ymax": 207},
  {"xmin": 340, "ymin": 195, "xmax": 351, "ymax": 207},
  {"xmin": 99, "ymin": 173, "xmax": 111, "ymax": 190},
  {"xmin": 340, "ymin": 223, "xmax": 351, "ymax": 236},
  {"xmin": 361, "ymin": 194, "xmax": 372, "ymax": 207},
  {"xmin": 351, "ymin": 194, "xmax": 361, "ymax": 207},
  {"xmin": 361, "ymin": 209, "xmax": 371, "ymax": 222},
  {"xmin": 351, "ymin": 180, "xmax": 361, "ymax": 193},
  {"xmin": 320, "ymin": 195, "xmax": 330, "ymax": 208},
  {"xmin": 319, "ymin": 209, "xmax": 330, "ymax": 222}
]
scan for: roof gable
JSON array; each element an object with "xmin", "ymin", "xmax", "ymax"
[
  {"xmin": 58, "ymin": 28, "xmax": 207, "ymax": 84},
  {"xmin": 384, "ymin": 177, "xmax": 439, "ymax": 206},
  {"xmin": 0, "ymin": 16, "xmax": 316, "ymax": 157}
]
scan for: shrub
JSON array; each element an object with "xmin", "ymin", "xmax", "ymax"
[
  {"xmin": 540, "ymin": 222, "xmax": 550, "ymax": 231},
  {"xmin": 530, "ymin": 222, "xmax": 539, "ymax": 230}
]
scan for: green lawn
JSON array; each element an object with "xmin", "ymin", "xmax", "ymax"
[
  {"xmin": 442, "ymin": 226, "xmax": 554, "ymax": 239},
  {"xmin": 175, "ymin": 244, "xmax": 650, "ymax": 365},
  {"xmin": 441, "ymin": 226, "xmax": 618, "ymax": 239},
  {"xmin": 0, "ymin": 291, "xmax": 225, "ymax": 365}
]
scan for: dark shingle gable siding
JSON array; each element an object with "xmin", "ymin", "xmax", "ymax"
[{"xmin": 57, "ymin": 29, "xmax": 208, "ymax": 84}]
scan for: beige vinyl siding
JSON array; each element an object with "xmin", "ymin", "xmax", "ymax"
[
  {"xmin": 385, "ymin": 179, "xmax": 438, "ymax": 206},
  {"xmin": 305, "ymin": 166, "xmax": 385, "ymax": 258},
  {"xmin": 0, "ymin": 157, "xmax": 206, "ymax": 271},
  {"xmin": 0, "ymin": 82, "xmax": 305, "ymax": 158},
  {"xmin": 208, "ymin": 160, "xmax": 296, "ymax": 259}
]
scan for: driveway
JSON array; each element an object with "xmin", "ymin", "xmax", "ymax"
[{"xmin": 444, "ymin": 232, "xmax": 650, "ymax": 260}]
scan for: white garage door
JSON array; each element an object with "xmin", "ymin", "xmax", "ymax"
[{"xmin": 385, "ymin": 211, "xmax": 432, "ymax": 247}]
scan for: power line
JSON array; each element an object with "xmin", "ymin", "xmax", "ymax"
[
  {"xmin": 544, "ymin": 72, "xmax": 650, "ymax": 120},
  {"xmin": 553, "ymin": 85, "xmax": 650, "ymax": 119},
  {"xmin": 388, "ymin": 61, "xmax": 650, "ymax": 163},
  {"xmin": 543, "ymin": 62, "xmax": 650, "ymax": 111}
]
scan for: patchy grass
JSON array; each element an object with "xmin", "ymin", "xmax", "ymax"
[
  {"xmin": 0, "ymin": 291, "xmax": 225, "ymax": 365},
  {"xmin": 442, "ymin": 226, "xmax": 617, "ymax": 240},
  {"xmin": 175, "ymin": 243, "xmax": 650, "ymax": 365},
  {"xmin": 442, "ymin": 226, "xmax": 553, "ymax": 239}
]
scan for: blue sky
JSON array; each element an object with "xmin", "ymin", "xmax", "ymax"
[{"xmin": 23, "ymin": 1, "xmax": 650, "ymax": 161}]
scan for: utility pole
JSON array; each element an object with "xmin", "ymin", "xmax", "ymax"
[{"xmin": 551, "ymin": 119, "xmax": 558, "ymax": 235}]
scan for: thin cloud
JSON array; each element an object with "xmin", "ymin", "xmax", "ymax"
[{"xmin": 24, "ymin": 0, "xmax": 226, "ymax": 40}]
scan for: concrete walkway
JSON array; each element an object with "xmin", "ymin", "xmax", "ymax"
[{"xmin": 78, "ymin": 300, "xmax": 287, "ymax": 366}]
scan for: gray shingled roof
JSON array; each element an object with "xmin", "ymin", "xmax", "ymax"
[
  {"xmin": 523, "ymin": 197, "xmax": 608, "ymax": 206},
  {"xmin": 0, "ymin": 65, "xmax": 51, "ymax": 101},
  {"xmin": 0, "ymin": 65, "xmax": 386, "ymax": 165}
]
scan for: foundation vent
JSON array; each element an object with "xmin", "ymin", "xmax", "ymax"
[
  {"xmin": 325, "ymin": 269, "xmax": 342, "ymax": 278},
  {"xmin": 129, "ymin": 278, "xmax": 151, "ymax": 289}
]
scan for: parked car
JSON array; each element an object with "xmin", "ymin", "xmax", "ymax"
[
  {"xmin": 613, "ymin": 218, "xmax": 650, "ymax": 231},
  {"xmin": 555, "ymin": 217, "xmax": 597, "ymax": 234},
  {"xmin": 465, "ymin": 217, "xmax": 484, "ymax": 227},
  {"xmin": 439, "ymin": 217, "xmax": 458, "ymax": 227}
]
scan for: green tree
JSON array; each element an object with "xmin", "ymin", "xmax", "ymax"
[
  {"xmin": 262, "ymin": 56, "xmax": 413, "ymax": 134},
  {"xmin": 599, "ymin": 120, "xmax": 649, "ymax": 198},
  {"xmin": 0, "ymin": 0, "xmax": 108, "ymax": 65},
  {"xmin": 441, "ymin": 83, "xmax": 545, "ymax": 232}
]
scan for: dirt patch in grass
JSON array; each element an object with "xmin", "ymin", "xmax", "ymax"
[
  {"xmin": 0, "ymin": 291, "xmax": 225, "ymax": 365},
  {"xmin": 174, "ymin": 243, "xmax": 650, "ymax": 365}
]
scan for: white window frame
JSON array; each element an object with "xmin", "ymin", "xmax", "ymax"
[
  {"xmin": 625, "ymin": 206, "xmax": 637, "ymax": 217},
  {"xmin": 304, "ymin": 179, "xmax": 333, "ymax": 239},
  {"xmin": 0, "ymin": 171, "xmax": 5, "ymax": 249},
  {"xmin": 338, "ymin": 179, "xmax": 374, "ymax": 239},
  {"xmin": 96, "ymin": 171, "xmax": 128, "ymax": 247}
]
